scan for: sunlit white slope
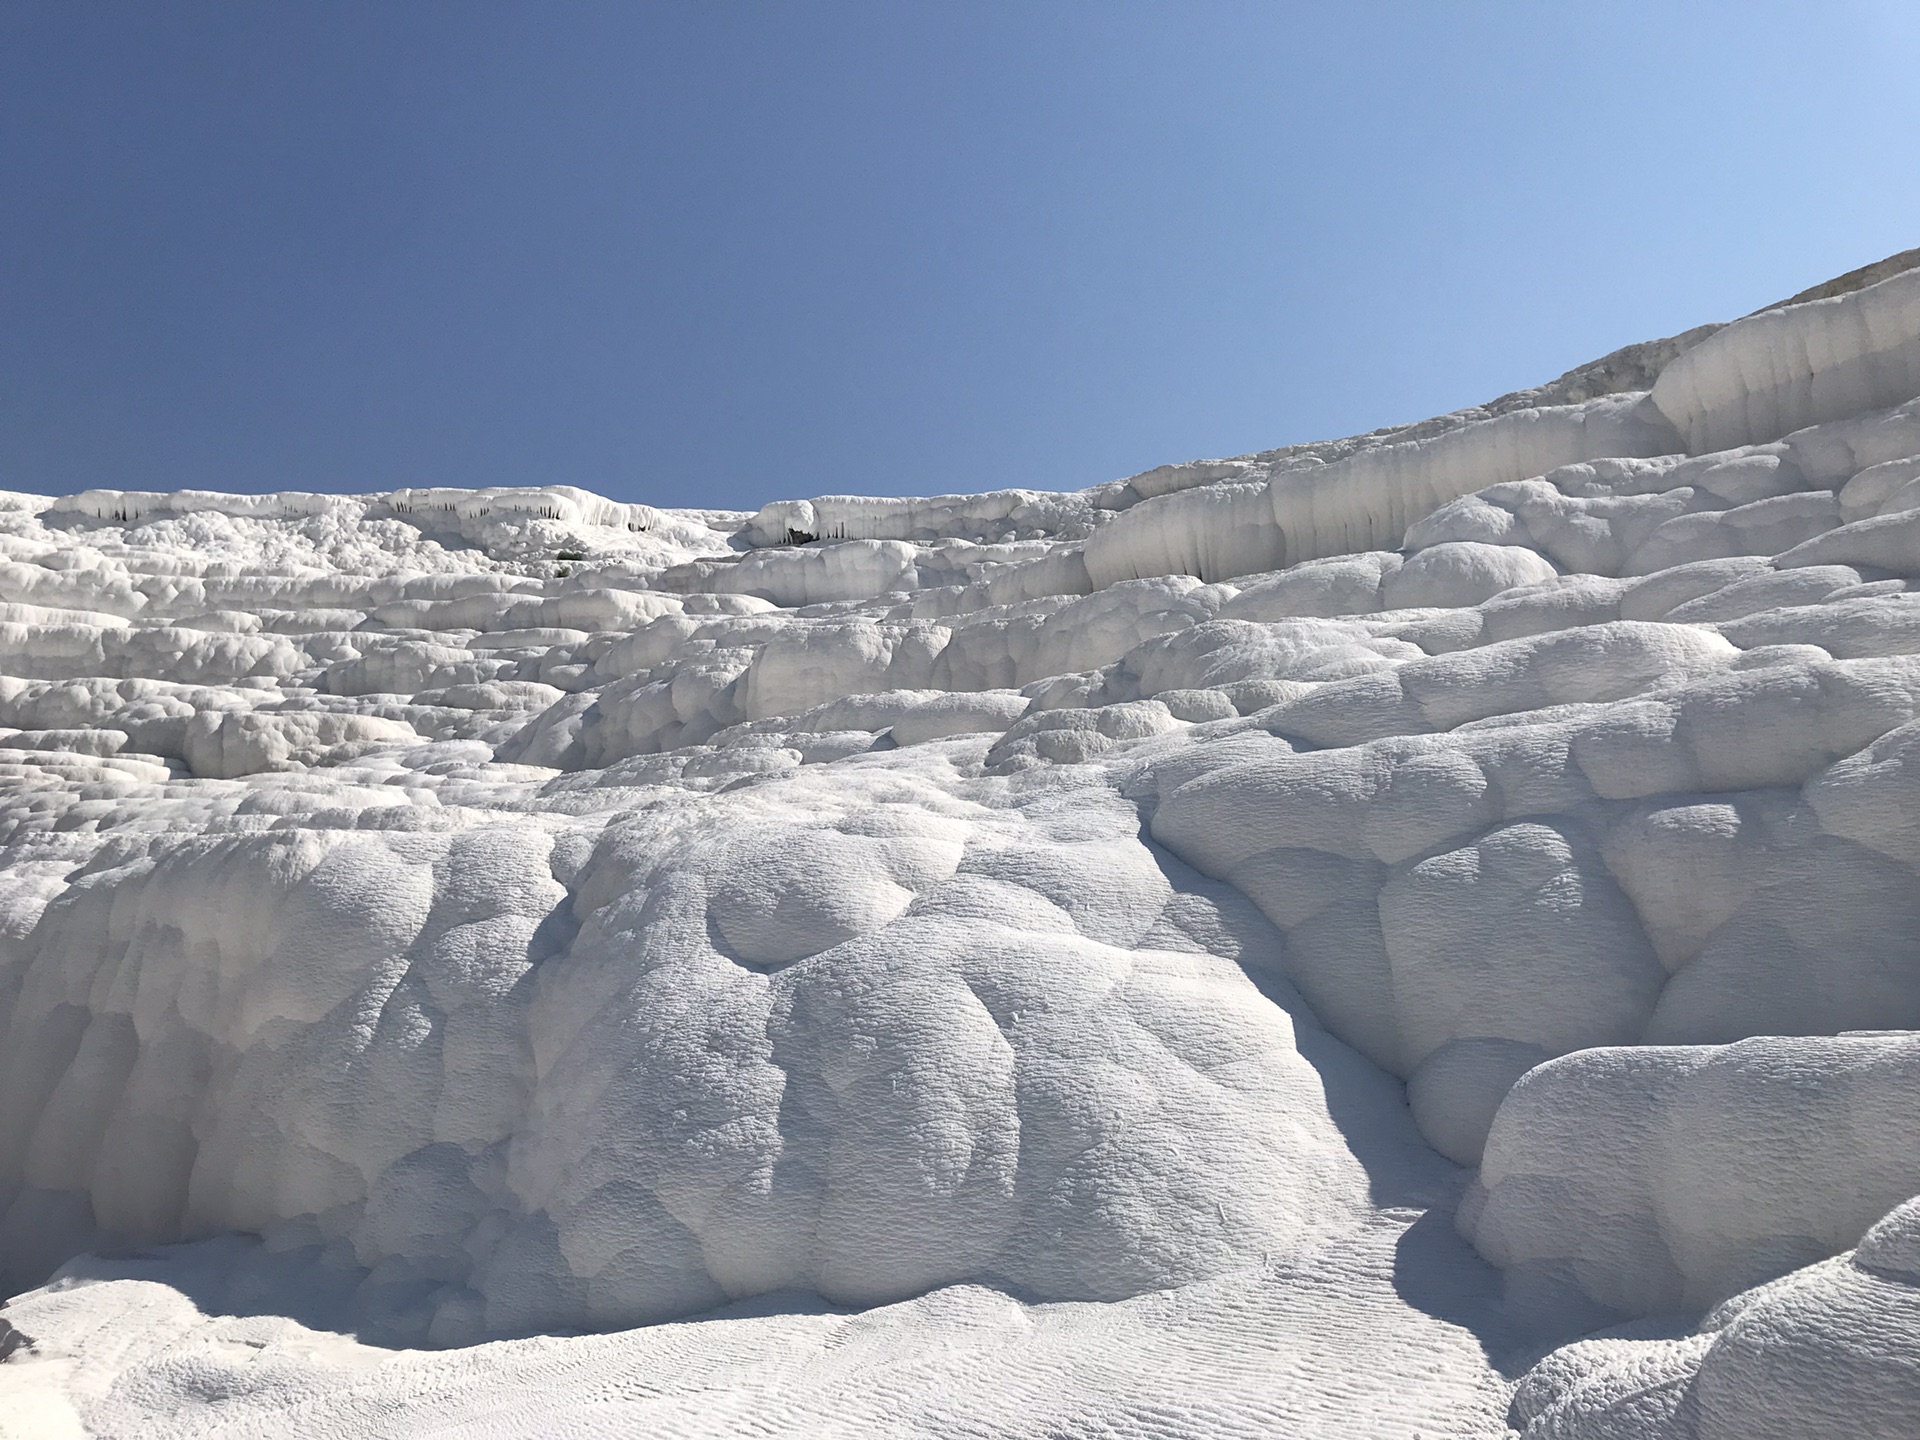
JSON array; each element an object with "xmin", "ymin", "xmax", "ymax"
[{"xmin": 3, "ymin": 250, "xmax": 1920, "ymax": 1438}]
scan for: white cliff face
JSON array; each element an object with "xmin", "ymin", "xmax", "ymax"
[{"xmin": 3, "ymin": 257, "xmax": 1920, "ymax": 1437}]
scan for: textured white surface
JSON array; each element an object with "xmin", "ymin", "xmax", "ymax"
[{"xmin": 4, "ymin": 257, "xmax": 1920, "ymax": 1436}]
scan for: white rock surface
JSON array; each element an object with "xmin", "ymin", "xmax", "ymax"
[
  {"xmin": 1505, "ymin": 1194, "xmax": 1920, "ymax": 1440},
  {"xmin": 3, "ymin": 253, "xmax": 1920, "ymax": 1436}
]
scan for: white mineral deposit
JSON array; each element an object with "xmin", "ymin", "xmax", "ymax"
[{"xmin": 3, "ymin": 252, "xmax": 1920, "ymax": 1438}]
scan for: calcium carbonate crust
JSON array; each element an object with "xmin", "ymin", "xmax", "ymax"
[{"xmin": 2, "ymin": 255, "xmax": 1919, "ymax": 1438}]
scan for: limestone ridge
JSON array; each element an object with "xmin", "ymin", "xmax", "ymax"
[{"xmin": 1, "ymin": 250, "xmax": 1919, "ymax": 1439}]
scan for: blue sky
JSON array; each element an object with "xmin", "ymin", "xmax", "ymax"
[{"xmin": 4, "ymin": 2, "xmax": 1919, "ymax": 512}]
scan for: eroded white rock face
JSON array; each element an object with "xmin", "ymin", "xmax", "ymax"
[
  {"xmin": 1505, "ymin": 1194, "xmax": 1920, "ymax": 1440},
  {"xmin": 3, "ymin": 255, "xmax": 1920, "ymax": 1437},
  {"xmin": 1462, "ymin": 1034, "xmax": 1920, "ymax": 1323}
]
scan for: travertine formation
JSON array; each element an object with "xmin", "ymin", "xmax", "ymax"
[{"xmin": 2, "ymin": 257, "xmax": 1919, "ymax": 1437}]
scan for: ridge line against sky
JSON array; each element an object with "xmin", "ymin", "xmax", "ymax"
[{"xmin": 4, "ymin": 0, "xmax": 1919, "ymax": 511}]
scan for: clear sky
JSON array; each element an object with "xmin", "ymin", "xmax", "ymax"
[{"xmin": 4, "ymin": 2, "xmax": 1919, "ymax": 513}]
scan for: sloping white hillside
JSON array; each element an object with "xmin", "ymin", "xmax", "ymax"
[{"xmin": 3, "ymin": 254, "xmax": 1920, "ymax": 1439}]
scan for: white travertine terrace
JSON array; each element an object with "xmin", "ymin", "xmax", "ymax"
[{"xmin": 3, "ymin": 254, "xmax": 1920, "ymax": 1438}]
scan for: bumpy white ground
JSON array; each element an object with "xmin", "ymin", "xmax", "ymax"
[{"xmin": 4, "ymin": 254, "xmax": 1920, "ymax": 1438}]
